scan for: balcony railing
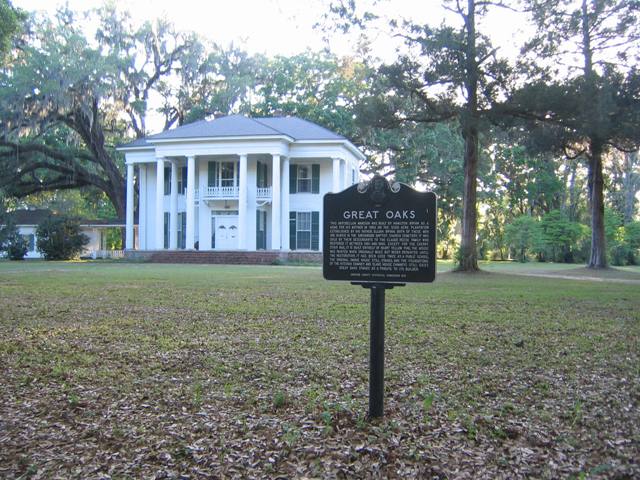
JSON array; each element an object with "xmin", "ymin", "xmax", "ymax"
[
  {"xmin": 203, "ymin": 186, "xmax": 240, "ymax": 199},
  {"xmin": 192, "ymin": 186, "xmax": 273, "ymax": 202},
  {"xmin": 256, "ymin": 187, "xmax": 272, "ymax": 200}
]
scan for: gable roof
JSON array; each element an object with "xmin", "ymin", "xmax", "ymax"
[{"xmin": 119, "ymin": 115, "xmax": 347, "ymax": 148}]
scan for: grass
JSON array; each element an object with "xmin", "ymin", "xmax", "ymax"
[{"xmin": 0, "ymin": 260, "xmax": 638, "ymax": 478}]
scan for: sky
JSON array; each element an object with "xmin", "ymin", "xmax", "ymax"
[{"xmin": 13, "ymin": 0, "xmax": 529, "ymax": 60}]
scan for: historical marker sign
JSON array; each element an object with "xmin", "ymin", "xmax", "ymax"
[{"xmin": 323, "ymin": 175, "xmax": 437, "ymax": 284}]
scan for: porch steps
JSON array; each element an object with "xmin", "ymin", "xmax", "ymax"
[{"xmin": 126, "ymin": 250, "xmax": 322, "ymax": 265}]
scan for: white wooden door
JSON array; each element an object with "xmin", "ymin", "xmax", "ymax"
[{"xmin": 214, "ymin": 216, "xmax": 238, "ymax": 250}]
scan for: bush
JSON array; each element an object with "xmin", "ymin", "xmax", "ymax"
[
  {"xmin": 36, "ymin": 216, "xmax": 89, "ymax": 260},
  {"xmin": 0, "ymin": 219, "xmax": 28, "ymax": 260},
  {"xmin": 5, "ymin": 231, "xmax": 28, "ymax": 260}
]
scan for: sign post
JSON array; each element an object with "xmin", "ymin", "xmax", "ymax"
[{"xmin": 323, "ymin": 175, "xmax": 436, "ymax": 418}]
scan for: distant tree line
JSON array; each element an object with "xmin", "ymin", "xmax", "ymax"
[{"xmin": 0, "ymin": 0, "xmax": 638, "ymax": 268}]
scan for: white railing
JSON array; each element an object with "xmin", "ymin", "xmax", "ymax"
[
  {"xmin": 91, "ymin": 249, "xmax": 125, "ymax": 259},
  {"xmin": 203, "ymin": 186, "xmax": 239, "ymax": 199},
  {"xmin": 256, "ymin": 187, "xmax": 272, "ymax": 200}
]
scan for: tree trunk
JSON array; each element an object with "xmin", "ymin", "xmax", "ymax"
[
  {"xmin": 588, "ymin": 140, "xmax": 607, "ymax": 268},
  {"xmin": 457, "ymin": 126, "xmax": 480, "ymax": 271},
  {"xmin": 455, "ymin": 0, "xmax": 480, "ymax": 272},
  {"xmin": 567, "ymin": 159, "xmax": 579, "ymax": 222},
  {"xmin": 623, "ymin": 151, "xmax": 638, "ymax": 224},
  {"xmin": 69, "ymin": 102, "xmax": 126, "ymax": 220}
]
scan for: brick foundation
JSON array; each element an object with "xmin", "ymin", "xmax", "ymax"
[{"xmin": 125, "ymin": 250, "xmax": 322, "ymax": 265}]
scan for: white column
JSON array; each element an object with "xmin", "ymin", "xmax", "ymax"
[
  {"xmin": 281, "ymin": 156, "xmax": 290, "ymax": 250},
  {"xmin": 170, "ymin": 161, "xmax": 178, "ymax": 250},
  {"xmin": 198, "ymin": 159, "xmax": 211, "ymax": 250},
  {"xmin": 238, "ymin": 153, "xmax": 248, "ymax": 249},
  {"xmin": 272, "ymin": 154, "xmax": 281, "ymax": 250},
  {"xmin": 125, "ymin": 163, "xmax": 135, "ymax": 250},
  {"xmin": 155, "ymin": 157, "xmax": 165, "ymax": 249},
  {"xmin": 139, "ymin": 164, "xmax": 147, "ymax": 249},
  {"xmin": 185, "ymin": 155, "xmax": 196, "ymax": 249},
  {"xmin": 342, "ymin": 159, "xmax": 349, "ymax": 189},
  {"xmin": 332, "ymin": 157, "xmax": 341, "ymax": 193}
]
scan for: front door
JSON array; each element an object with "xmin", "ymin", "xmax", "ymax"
[{"xmin": 213, "ymin": 215, "xmax": 239, "ymax": 250}]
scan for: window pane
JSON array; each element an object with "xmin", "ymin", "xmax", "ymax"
[
  {"xmin": 297, "ymin": 165, "xmax": 312, "ymax": 193},
  {"xmin": 297, "ymin": 231, "xmax": 311, "ymax": 249},
  {"xmin": 297, "ymin": 212, "xmax": 311, "ymax": 231}
]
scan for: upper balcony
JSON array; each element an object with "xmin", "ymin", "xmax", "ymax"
[{"xmin": 194, "ymin": 186, "xmax": 273, "ymax": 202}]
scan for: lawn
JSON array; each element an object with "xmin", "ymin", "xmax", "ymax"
[{"xmin": 0, "ymin": 261, "xmax": 638, "ymax": 479}]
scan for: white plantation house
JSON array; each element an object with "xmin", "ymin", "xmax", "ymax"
[{"xmin": 118, "ymin": 115, "xmax": 365, "ymax": 254}]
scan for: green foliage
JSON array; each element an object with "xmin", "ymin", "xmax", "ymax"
[
  {"xmin": 538, "ymin": 210, "xmax": 584, "ymax": 263},
  {"xmin": 35, "ymin": 216, "xmax": 89, "ymax": 260},
  {"xmin": 606, "ymin": 212, "xmax": 640, "ymax": 266},
  {"xmin": 0, "ymin": 0, "xmax": 23, "ymax": 62},
  {"xmin": 251, "ymin": 52, "xmax": 369, "ymax": 141},
  {"xmin": 504, "ymin": 215, "xmax": 542, "ymax": 262},
  {"xmin": 4, "ymin": 229, "xmax": 27, "ymax": 260},
  {"xmin": 624, "ymin": 222, "xmax": 640, "ymax": 265},
  {"xmin": 0, "ymin": 215, "xmax": 27, "ymax": 260}
]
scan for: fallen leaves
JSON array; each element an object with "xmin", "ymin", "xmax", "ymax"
[{"xmin": 0, "ymin": 263, "xmax": 638, "ymax": 478}]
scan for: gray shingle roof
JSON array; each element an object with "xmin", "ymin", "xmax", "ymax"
[
  {"xmin": 120, "ymin": 137, "xmax": 152, "ymax": 148},
  {"xmin": 127, "ymin": 115, "xmax": 346, "ymax": 143},
  {"xmin": 253, "ymin": 117, "xmax": 345, "ymax": 141},
  {"xmin": 149, "ymin": 115, "xmax": 280, "ymax": 140}
]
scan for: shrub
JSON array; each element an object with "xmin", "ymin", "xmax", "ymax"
[
  {"xmin": 0, "ymin": 218, "xmax": 28, "ymax": 260},
  {"xmin": 36, "ymin": 216, "xmax": 89, "ymax": 260},
  {"xmin": 5, "ymin": 230, "xmax": 28, "ymax": 260}
]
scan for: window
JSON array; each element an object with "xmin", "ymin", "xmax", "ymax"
[
  {"xmin": 297, "ymin": 166, "xmax": 312, "ymax": 193},
  {"xmin": 290, "ymin": 164, "xmax": 320, "ymax": 194},
  {"xmin": 208, "ymin": 161, "xmax": 238, "ymax": 187},
  {"xmin": 296, "ymin": 212, "xmax": 312, "ymax": 249},
  {"xmin": 220, "ymin": 162, "xmax": 235, "ymax": 187},
  {"xmin": 256, "ymin": 161, "xmax": 268, "ymax": 188},
  {"xmin": 289, "ymin": 211, "xmax": 320, "ymax": 251},
  {"xmin": 22, "ymin": 234, "xmax": 35, "ymax": 251},
  {"xmin": 176, "ymin": 212, "xmax": 186, "ymax": 249}
]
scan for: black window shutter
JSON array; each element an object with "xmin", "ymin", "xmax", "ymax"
[
  {"xmin": 311, "ymin": 211, "xmax": 320, "ymax": 250},
  {"xmin": 311, "ymin": 164, "xmax": 320, "ymax": 193},
  {"xmin": 256, "ymin": 162, "xmax": 263, "ymax": 188},
  {"xmin": 164, "ymin": 166, "xmax": 171, "ymax": 195},
  {"xmin": 289, "ymin": 212, "xmax": 297, "ymax": 250},
  {"xmin": 256, "ymin": 210, "xmax": 261, "ymax": 249},
  {"xmin": 208, "ymin": 161, "xmax": 218, "ymax": 187},
  {"xmin": 181, "ymin": 166, "xmax": 188, "ymax": 194},
  {"xmin": 290, "ymin": 164, "xmax": 297, "ymax": 194}
]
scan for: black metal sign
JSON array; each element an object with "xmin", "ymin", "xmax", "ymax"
[
  {"xmin": 323, "ymin": 175, "xmax": 437, "ymax": 419},
  {"xmin": 323, "ymin": 175, "xmax": 437, "ymax": 283}
]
